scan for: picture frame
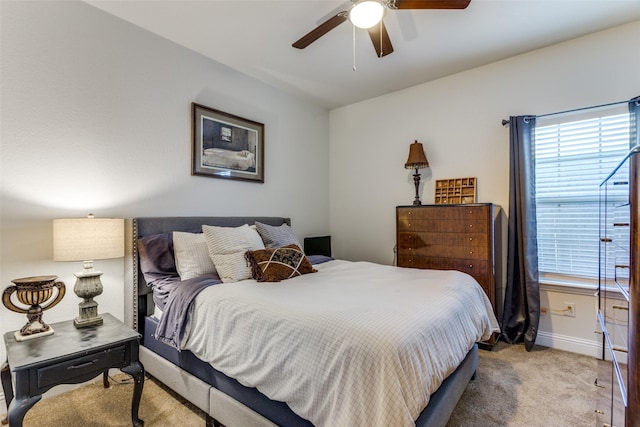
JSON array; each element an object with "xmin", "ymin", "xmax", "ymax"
[{"xmin": 192, "ymin": 103, "xmax": 264, "ymax": 182}]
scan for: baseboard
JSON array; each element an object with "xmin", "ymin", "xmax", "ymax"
[{"xmin": 535, "ymin": 330, "xmax": 601, "ymax": 358}]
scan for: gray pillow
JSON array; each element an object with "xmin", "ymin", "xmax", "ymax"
[
  {"xmin": 255, "ymin": 222, "xmax": 301, "ymax": 249},
  {"xmin": 138, "ymin": 232, "xmax": 178, "ymax": 285},
  {"xmin": 137, "ymin": 232, "xmax": 181, "ymax": 310}
]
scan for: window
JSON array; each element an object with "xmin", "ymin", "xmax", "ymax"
[{"xmin": 534, "ymin": 109, "xmax": 630, "ymax": 286}]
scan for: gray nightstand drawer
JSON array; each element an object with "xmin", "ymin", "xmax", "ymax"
[{"xmin": 37, "ymin": 345, "xmax": 126, "ymax": 388}]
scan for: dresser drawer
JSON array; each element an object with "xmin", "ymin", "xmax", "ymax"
[
  {"xmin": 398, "ymin": 255, "xmax": 487, "ymax": 276},
  {"xmin": 398, "ymin": 245, "xmax": 488, "ymax": 260},
  {"xmin": 397, "ymin": 218, "xmax": 488, "ymax": 233},
  {"xmin": 37, "ymin": 345, "xmax": 126, "ymax": 389},
  {"xmin": 398, "ymin": 256, "xmax": 490, "ymax": 290},
  {"xmin": 397, "ymin": 206, "xmax": 490, "ymax": 221},
  {"xmin": 397, "ymin": 231, "xmax": 488, "ymax": 248}
]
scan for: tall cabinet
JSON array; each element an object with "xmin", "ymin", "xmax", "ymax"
[
  {"xmin": 396, "ymin": 203, "xmax": 497, "ymax": 315},
  {"xmin": 597, "ymin": 145, "xmax": 640, "ymax": 426}
]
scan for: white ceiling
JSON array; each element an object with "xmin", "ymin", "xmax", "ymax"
[{"xmin": 85, "ymin": 0, "xmax": 640, "ymax": 110}]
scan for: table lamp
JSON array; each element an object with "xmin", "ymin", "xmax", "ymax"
[
  {"xmin": 404, "ymin": 140, "xmax": 430, "ymax": 205},
  {"xmin": 53, "ymin": 214, "xmax": 124, "ymax": 328}
]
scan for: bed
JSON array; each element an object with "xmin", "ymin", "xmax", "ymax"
[
  {"xmin": 202, "ymin": 148, "xmax": 256, "ymax": 171},
  {"xmin": 123, "ymin": 216, "xmax": 499, "ymax": 427}
]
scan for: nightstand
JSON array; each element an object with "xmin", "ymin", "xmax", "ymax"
[{"xmin": 1, "ymin": 313, "xmax": 144, "ymax": 426}]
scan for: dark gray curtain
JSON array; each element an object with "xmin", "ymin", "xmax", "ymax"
[{"xmin": 501, "ymin": 115, "xmax": 540, "ymax": 351}]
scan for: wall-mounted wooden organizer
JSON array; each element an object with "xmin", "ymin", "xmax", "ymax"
[{"xmin": 434, "ymin": 177, "xmax": 477, "ymax": 204}]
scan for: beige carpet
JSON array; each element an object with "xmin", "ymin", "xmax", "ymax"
[
  {"xmin": 446, "ymin": 341, "xmax": 597, "ymax": 426},
  {"xmin": 18, "ymin": 375, "xmax": 207, "ymax": 427},
  {"xmin": 4, "ymin": 341, "xmax": 598, "ymax": 426}
]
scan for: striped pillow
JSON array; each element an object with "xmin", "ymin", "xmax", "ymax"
[
  {"xmin": 173, "ymin": 231, "xmax": 216, "ymax": 280},
  {"xmin": 202, "ymin": 224, "xmax": 265, "ymax": 283}
]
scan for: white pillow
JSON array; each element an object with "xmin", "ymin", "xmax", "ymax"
[
  {"xmin": 173, "ymin": 231, "xmax": 216, "ymax": 280},
  {"xmin": 202, "ymin": 224, "xmax": 265, "ymax": 283}
]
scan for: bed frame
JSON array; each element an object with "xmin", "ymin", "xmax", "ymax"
[{"xmin": 123, "ymin": 216, "xmax": 478, "ymax": 427}]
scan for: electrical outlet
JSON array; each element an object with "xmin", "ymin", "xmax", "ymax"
[{"xmin": 564, "ymin": 302, "xmax": 576, "ymax": 317}]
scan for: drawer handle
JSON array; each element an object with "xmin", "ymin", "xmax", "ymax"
[
  {"xmin": 67, "ymin": 359, "xmax": 99, "ymax": 370},
  {"xmin": 469, "ymin": 224, "xmax": 473, "ymax": 228},
  {"xmin": 469, "ymin": 264, "xmax": 473, "ymax": 268},
  {"xmin": 469, "ymin": 237, "xmax": 473, "ymax": 241},
  {"xmin": 469, "ymin": 251, "xmax": 474, "ymax": 255}
]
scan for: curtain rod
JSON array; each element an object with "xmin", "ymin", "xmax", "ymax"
[{"xmin": 501, "ymin": 98, "xmax": 636, "ymax": 127}]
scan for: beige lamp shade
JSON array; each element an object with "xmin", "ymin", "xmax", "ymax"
[{"xmin": 53, "ymin": 217, "xmax": 124, "ymax": 262}]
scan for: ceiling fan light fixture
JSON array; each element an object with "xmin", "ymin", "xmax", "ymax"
[{"xmin": 349, "ymin": 0, "xmax": 386, "ymax": 29}]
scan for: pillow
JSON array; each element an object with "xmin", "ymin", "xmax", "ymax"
[
  {"xmin": 255, "ymin": 222, "xmax": 301, "ymax": 249},
  {"xmin": 173, "ymin": 231, "xmax": 217, "ymax": 280},
  {"xmin": 137, "ymin": 232, "xmax": 182, "ymax": 310},
  {"xmin": 245, "ymin": 244, "xmax": 316, "ymax": 282},
  {"xmin": 137, "ymin": 232, "xmax": 179, "ymax": 287},
  {"xmin": 307, "ymin": 254, "xmax": 334, "ymax": 265},
  {"xmin": 202, "ymin": 224, "xmax": 265, "ymax": 283}
]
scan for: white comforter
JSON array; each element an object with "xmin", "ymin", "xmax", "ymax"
[{"xmin": 182, "ymin": 260, "xmax": 499, "ymax": 427}]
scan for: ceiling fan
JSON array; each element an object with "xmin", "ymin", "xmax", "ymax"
[{"xmin": 292, "ymin": 0, "xmax": 472, "ymax": 58}]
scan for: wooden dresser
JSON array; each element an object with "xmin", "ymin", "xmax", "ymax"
[{"xmin": 396, "ymin": 203, "xmax": 496, "ymax": 313}]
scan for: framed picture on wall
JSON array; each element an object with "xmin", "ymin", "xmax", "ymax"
[{"xmin": 192, "ymin": 103, "xmax": 264, "ymax": 182}]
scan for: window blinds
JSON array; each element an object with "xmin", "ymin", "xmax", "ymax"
[{"xmin": 534, "ymin": 113, "xmax": 630, "ymax": 283}]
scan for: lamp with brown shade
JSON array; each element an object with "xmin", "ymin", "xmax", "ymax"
[{"xmin": 404, "ymin": 140, "xmax": 430, "ymax": 205}]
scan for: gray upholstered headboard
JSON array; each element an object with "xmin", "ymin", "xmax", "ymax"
[{"xmin": 124, "ymin": 216, "xmax": 291, "ymax": 331}]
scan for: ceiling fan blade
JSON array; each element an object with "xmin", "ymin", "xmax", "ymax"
[
  {"xmin": 389, "ymin": 0, "xmax": 471, "ymax": 9},
  {"xmin": 368, "ymin": 20, "xmax": 394, "ymax": 58},
  {"xmin": 292, "ymin": 12, "xmax": 348, "ymax": 49}
]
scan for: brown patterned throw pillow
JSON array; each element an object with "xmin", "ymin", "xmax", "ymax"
[{"xmin": 245, "ymin": 244, "xmax": 316, "ymax": 282}]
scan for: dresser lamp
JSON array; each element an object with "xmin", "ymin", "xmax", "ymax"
[
  {"xmin": 404, "ymin": 140, "xmax": 430, "ymax": 205},
  {"xmin": 53, "ymin": 214, "xmax": 124, "ymax": 328}
]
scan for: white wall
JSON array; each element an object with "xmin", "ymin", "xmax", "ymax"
[
  {"xmin": 0, "ymin": 0, "xmax": 330, "ymax": 375},
  {"xmin": 329, "ymin": 20, "xmax": 640, "ymax": 355}
]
